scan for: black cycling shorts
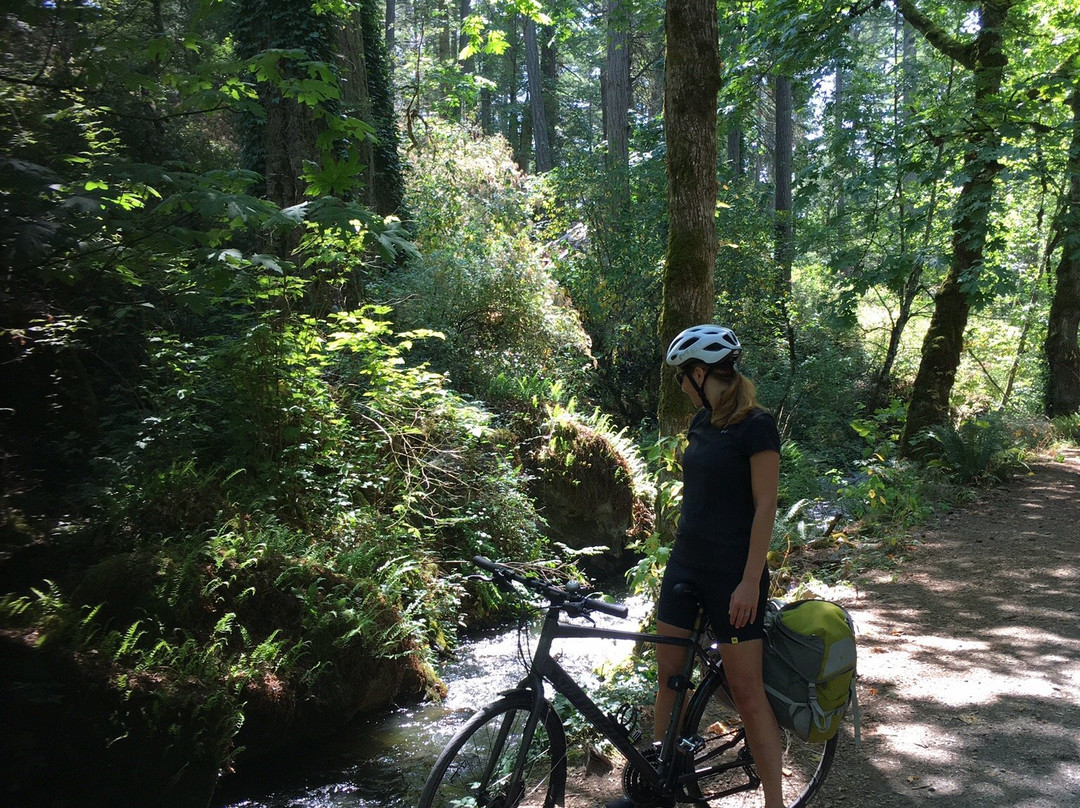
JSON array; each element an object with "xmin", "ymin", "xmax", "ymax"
[{"xmin": 656, "ymin": 554, "xmax": 769, "ymax": 644}]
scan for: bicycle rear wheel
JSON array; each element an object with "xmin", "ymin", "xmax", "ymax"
[
  {"xmin": 418, "ymin": 691, "xmax": 567, "ymax": 808},
  {"xmin": 682, "ymin": 671, "xmax": 836, "ymax": 808}
]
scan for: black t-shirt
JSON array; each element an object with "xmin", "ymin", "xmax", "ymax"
[{"xmin": 671, "ymin": 407, "xmax": 781, "ymax": 572}]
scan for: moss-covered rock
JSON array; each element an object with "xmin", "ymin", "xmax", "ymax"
[{"xmin": 526, "ymin": 409, "xmax": 654, "ymax": 579}]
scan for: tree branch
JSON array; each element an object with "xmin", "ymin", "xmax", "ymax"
[
  {"xmin": 893, "ymin": 0, "xmax": 976, "ymax": 69},
  {"xmin": 0, "ymin": 72, "xmax": 70, "ymax": 90}
]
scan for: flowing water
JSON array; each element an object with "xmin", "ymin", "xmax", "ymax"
[{"xmin": 213, "ymin": 592, "xmax": 651, "ymax": 808}]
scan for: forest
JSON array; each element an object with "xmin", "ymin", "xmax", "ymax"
[{"xmin": 1, "ymin": 0, "xmax": 1079, "ymax": 805}]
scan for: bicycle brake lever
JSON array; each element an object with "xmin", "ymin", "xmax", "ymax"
[{"xmin": 564, "ymin": 602, "xmax": 596, "ymax": 623}]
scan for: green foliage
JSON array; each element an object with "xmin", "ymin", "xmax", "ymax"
[
  {"xmin": 6, "ymin": 0, "xmax": 1080, "ymax": 798},
  {"xmin": 387, "ymin": 123, "xmax": 590, "ymax": 401},
  {"xmin": 778, "ymin": 440, "xmax": 827, "ymax": 505},
  {"xmin": 767, "ymin": 499, "xmax": 835, "ymax": 589},
  {"xmin": 626, "ymin": 434, "xmax": 683, "ymax": 600},
  {"xmin": 925, "ymin": 411, "xmax": 1030, "ymax": 484},
  {"xmin": 540, "ymin": 146, "xmax": 669, "ymax": 423},
  {"xmin": 829, "ymin": 400, "xmax": 941, "ymax": 533},
  {"xmin": 1052, "ymin": 413, "xmax": 1080, "ymax": 444}
]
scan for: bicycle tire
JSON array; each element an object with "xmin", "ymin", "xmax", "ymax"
[
  {"xmin": 682, "ymin": 670, "xmax": 837, "ymax": 808},
  {"xmin": 418, "ymin": 691, "xmax": 568, "ymax": 808}
]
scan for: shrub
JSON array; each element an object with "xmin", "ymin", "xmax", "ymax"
[
  {"xmin": 388, "ymin": 123, "xmax": 590, "ymax": 402},
  {"xmin": 3, "ymin": 296, "xmax": 556, "ymax": 793},
  {"xmin": 1051, "ymin": 413, "xmax": 1080, "ymax": 445},
  {"xmin": 926, "ymin": 410, "xmax": 1029, "ymax": 483}
]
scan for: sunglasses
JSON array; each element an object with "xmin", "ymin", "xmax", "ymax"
[{"xmin": 674, "ymin": 367, "xmax": 694, "ymax": 385}]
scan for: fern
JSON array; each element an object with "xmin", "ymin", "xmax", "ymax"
[
  {"xmin": 927, "ymin": 413, "xmax": 1014, "ymax": 483},
  {"xmin": 114, "ymin": 621, "xmax": 147, "ymax": 660}
]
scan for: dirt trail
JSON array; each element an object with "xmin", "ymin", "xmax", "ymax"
[
  {"xmin": 828, "ymin": 448, "xmax": 1080, "ymax": 807},
  {"xmin": 568, "ymin": 449, "xmax": 1080, "ymax": 808}
]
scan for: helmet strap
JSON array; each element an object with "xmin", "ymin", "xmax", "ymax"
[{"xmin": 689, "ymin": 366, "xmax": 713, "ymax": 411}]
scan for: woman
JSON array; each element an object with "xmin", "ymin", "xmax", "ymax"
[{"xmin": 618, "ymin": 324, "xmax": 785, "ymax": 808}]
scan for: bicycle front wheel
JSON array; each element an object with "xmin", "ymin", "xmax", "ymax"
[
  {"xmin": 418, "ymin": 691, "xmax": 568, "ymax": 808},
  {"xmin": 683, "ymin": 671, "xmax": 836, "ymax": 808}
]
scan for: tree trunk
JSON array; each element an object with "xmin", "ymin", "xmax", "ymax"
[
  {"xmin": 335, "ymin": 12, "xmax": 376, "ymax": 209},
  {"xmin": 481, "ymin": 83, "xmax": 493, "ymax": 134},
  {"xmin": 524, "ymin": 18, "xmax": 553, "ymax": 173},
  {"xmin": 603, "ymin": 0, "xmax": 631, "ymax": 173},
  {"xmin": 437, "ymin": 0, "xmax": 454, "ymax": 62},
  {"xmin": 898, "ymin": 0, "xmax": 1014, "ymax": 455},
  {"xmin": 1044, "ymin": 79, "xmax": 1080, "ymax": 416},
  {"xmin": 657, "ymin": 0, "xmax": 721, "ymax": 437},
  {"xmin": 460, "ymin": 0, "xmax": 474, "ymax": 74},
  {"xmin": 357, "ymin": 0, "xmax": 404, "ymax": 215},
  {"xmin": 774, "ymin": 73, "xmax": 794, "ymax": 285},
  {"xmin": 833, "ymin": 55, "xmax": 848, "ymax": 228},
  {"xmin": 385, "ymin": 0, "xmax": 395, "ymax": 57},
  {"xmin": 720, "ymin": 18, "xmax": 743, "ymax": 178},
  {"xmin": 234, "ymin": 1, "xmax": 329, "ymax": 209},
  {"xmin": 541, "ymin": 24, "xmax": 559, "ymax": 158},
  {"xmin": 726, "ymin": 128, "xmax": 743, "ymax": 177},
  {"xmin": 504, "ymin": 26, "xmax": 525, "ymax": 169}
]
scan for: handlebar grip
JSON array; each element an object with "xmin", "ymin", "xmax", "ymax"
[{"xmin": 586, "ymin": 596, "xmax": 629, "ymax": 619}]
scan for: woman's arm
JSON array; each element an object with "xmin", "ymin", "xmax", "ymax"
[{"xmin": 728, "ymin": 449, "xmax": 780, "ymax": 628}]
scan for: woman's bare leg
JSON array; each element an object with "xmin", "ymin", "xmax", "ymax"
[
  {"xmin": 652, "ymin": 620, "xmax": 693, "ymax": 742},
  {"xmin": 720, "ymin": 638, "xmax": 785, "ymax": 808}
]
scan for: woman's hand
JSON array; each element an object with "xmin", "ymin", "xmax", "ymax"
[{"xmin": 729, "ymin": 579, "xmax": 760, "ymax": 629}]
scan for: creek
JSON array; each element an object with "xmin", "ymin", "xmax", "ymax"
[{"xmin": 212, "ymin": 590, "xmax": 651, "ymax": 808}]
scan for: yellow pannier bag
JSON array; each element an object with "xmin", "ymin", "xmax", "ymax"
[{"xmin": 762, "ymin": 599, "xmax": 859, "ymax": 744}]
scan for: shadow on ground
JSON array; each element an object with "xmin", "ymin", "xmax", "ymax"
[{"xmin": 829, "ymin": 451, "xmax": 1080, "ymax": 808}]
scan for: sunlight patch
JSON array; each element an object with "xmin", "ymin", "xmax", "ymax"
[{"xmin": 875, "ymin": 722, "xmax": 964, "ymax": 765}]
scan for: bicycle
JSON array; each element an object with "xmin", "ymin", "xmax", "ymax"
[{"xmin": 418, "ymin": 556, "xmax": 837, "ymax": 808}]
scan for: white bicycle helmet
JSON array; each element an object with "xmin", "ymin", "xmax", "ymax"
[{"xmin": 665, "ymin": 324, "xmax": 742, "ymax": 366}]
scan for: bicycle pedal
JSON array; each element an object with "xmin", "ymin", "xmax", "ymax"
[{"xmin": 677, "ymin": 735, "xmax": 705, "ymax": 754}]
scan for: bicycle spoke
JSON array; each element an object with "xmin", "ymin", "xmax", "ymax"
[{"xmin": 419, "ymin": 695, "xmax": 566, "ymax": 808}]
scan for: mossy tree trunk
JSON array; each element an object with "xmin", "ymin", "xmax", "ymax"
[
  {"xmin": 235, "ymin": 0, "xmax": 401, "ymax": 216},
  {"xmin": 233, "ymin": 1, "xmax": 329, "ymax": 209},
  {"xmin": 350, "ymin": 0, "xmax": 405, "ymax": 217},
  {"xmin": 657, "ymin": 0, "xmax": 721, "ymax": 438},
  {"xmin": 897, "ymin": 0, "xmax": 1015, "ymax": 456}
]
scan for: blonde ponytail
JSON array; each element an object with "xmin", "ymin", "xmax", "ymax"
[{"xmin": 709, "ymin": 370, "xmax": 759, "ymax": 429}]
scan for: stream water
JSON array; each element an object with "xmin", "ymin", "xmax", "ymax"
[{"xmin": 212, "ymin": 591, "xmax": 651, "ymax": 808}]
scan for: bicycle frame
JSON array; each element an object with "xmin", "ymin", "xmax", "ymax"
[{"xmin": 506, "ymin": 603, "xmax": 719, "ymax": 803}]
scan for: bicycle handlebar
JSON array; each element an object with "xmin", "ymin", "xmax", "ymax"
[{"xmin": 472, "ymin": 556, "xmax": 629, "ymax": 619}]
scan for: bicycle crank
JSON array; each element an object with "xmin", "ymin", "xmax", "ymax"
[{"xmin": 621, "ymin": 744, "xmax": 676, "ymax": 808}]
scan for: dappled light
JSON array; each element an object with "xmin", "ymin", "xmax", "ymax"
[{"xmin": 827, "ymin": 450, "xmax": 1080, "ymax": 806}]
